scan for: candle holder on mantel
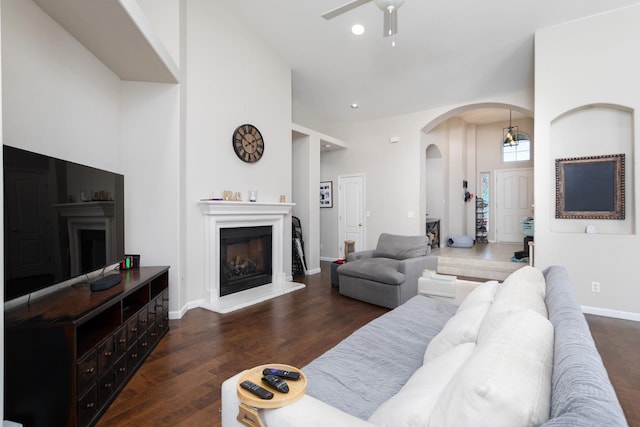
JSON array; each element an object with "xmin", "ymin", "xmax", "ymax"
[{"xmin": 248, "ymin": 191, "xmax": 257, "ymax": 202}]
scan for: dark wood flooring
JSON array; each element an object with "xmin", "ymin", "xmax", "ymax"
[{"xmin": 98, "ymin": 262, "xmax": 639, "ymax": 427}]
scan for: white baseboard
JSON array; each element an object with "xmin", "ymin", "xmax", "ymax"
[
  {"xmin": 304, "ymin": 268, "xmax": 321, "ymax": 275},
  {"xmin": 170, "ymin": 299, "xmax": 203, "ymax": 319},
  {"xmin": 582, "ymin": 305, "xmax": 640, "ymax": 322},
  {"xmin": 320, "ymin": 256, "xmax": 339, "ymax": 262}
]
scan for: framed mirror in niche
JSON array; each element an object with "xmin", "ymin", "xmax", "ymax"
[{"xmin": 555, "ymin": 153, "xmax": 625, "ymax": 219}]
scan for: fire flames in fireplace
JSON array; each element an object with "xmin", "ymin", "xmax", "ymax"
[{"xmin": 226, "ymin": 255, "xmax": 259, "ymax": 279}]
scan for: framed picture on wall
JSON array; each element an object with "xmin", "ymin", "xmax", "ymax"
[
  {"xmin": 555, "ymin": 154, "xmax": 625, "ymax": 219},
  {"xmin": 320, "ymin": 181, "xmax": 333, "ymax": 208}
]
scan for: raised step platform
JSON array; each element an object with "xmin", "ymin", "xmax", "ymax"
[
  {"xmin": 433, "ymin": 243, "xmax": 526, "ymax": 281},
  {"xmin": 437, "ymin": 255, "xmax": 524, "ymax": 281}
]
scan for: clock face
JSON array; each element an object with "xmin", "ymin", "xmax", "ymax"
[{"xmin": 233, "ymin": 124, "xmax": 264, "ymax": 163}]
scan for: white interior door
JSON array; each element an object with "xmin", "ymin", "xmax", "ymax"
[
  {"xmin": 495, "ymin": 168, "xmax": 533, "ymax": 243},
  {"xmin": 338, "ymin": 174, "xmax": 365, "ymax": 258}
]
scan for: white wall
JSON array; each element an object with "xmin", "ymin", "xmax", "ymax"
[
  {"xmin": 136, "ymin": 0, "xmax": 180, "ymax": 66},
  {"xmin": 292, "ymin": 129, "xmax": 321, "ymax": 273},
  {"xmin": 183, "ymin": 0, "xmax": 292, "ymax": 304},
  {"xmin": 323, "ymin": 112, "xmax": 430, "ymax": 253},
  {"xmin": 2, "ymin": 0, "xmax": 122, "ymax": 171},
  {"xmin": 120, "ymin": 82, "xmax": 181, "ymax": 309},
  {"xmin": 322, "ymin": 94, "xmax": 534, "ymax": 257},
  {"xmin": 535, "ymin": 4, "xmax": 640, "ymax": 317}
]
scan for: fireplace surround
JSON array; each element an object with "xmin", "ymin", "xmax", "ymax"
[{"xmin": 199, "ymin": 200, "xmax": 304, "ymax": 313}]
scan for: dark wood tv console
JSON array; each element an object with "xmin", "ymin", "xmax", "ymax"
[{"xmin": 4, "ymin": 266, "xmax": 170, "ymax": 427}]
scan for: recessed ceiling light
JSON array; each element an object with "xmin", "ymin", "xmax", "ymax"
[
  {"xmin": 351, "ymin": 24, "xmax": 365, "ymax": 36},
  {"xmin": 350, "ymin": 103, "xmax": 359, "ymax": 109},
  {"xmin": 324, "ymin": 144, "xmax": 332, "ymax": 148}
]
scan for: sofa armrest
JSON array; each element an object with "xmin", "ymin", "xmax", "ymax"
[
  {"xmin": 398, "ymin": 255, "xmax": 438, "ymax": 296},
  {"xmin": 262, "ymin": 395, "xmax": 374, "ymax": 427},
  {"xmin": 222, "ymin": 373, "xmax": 372, "ymax": 427},
  {"xmin": 398, "ymin": 255, "xmax": 438, "ymax": 278},
  {"xmin": 347, "ymin": 249, "xmax": 374, "ymax": 261}
]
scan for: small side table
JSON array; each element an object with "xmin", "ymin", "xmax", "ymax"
[
  {"xmin": 330, "ymin": 261, "xmax": 341, "ymax": 288},
  {"xmin": 236, "ymin": 363, "xmax": 307, "ymax": 427},
  {"xmin": 425, "ymin": 218, "xmax": 441, "ymax": 248}
]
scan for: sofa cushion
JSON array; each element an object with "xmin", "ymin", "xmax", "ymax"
[
  {"xmin": 337, "ymin": 258, "xmax": 404, "ymax": 285},
  {"xmin": 373, "ymin": 233, "xmax": 430, "ymax": 260},
  {"xmin": 303, "ymin": 295, "xmax": 458, "ymax": 420},
  {"xmin": 430, "ymin": 309, "xmax": 554, "ymax": 427},
  {"xmin": 493, "ymin": 266, "xmax": 548, "ymax": 318},
  {"xmin": 368, "ymin": 343, "xmax": 476, "ymax": 427},
  {"xmin": 423, "ymin": 302, "xmax": 490, "ymax": 363},
  {"xmin": 456, "ymin": 280, "xmax": 499, "ymax": 313}
]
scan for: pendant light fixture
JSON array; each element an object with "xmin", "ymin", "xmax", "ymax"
[{"xmin": 503, "ymin": 110, "xmax": 519, "ymax": 147}]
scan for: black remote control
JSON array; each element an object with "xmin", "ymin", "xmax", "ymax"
[
  {"xmin": 240, "ymin": 380, "xmax": 274, "ymax": 400},
  {"xmin": 262, "ymin": 368, "xmax": 301, "ymax": 380},
  {"xmin": 261, "ymin": 374, "xmax": 289, "ymax": 393}
]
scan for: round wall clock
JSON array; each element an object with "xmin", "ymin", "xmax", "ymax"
[{"xmin": 232, "ymin": 124, "xmax": 264, "ymax": 163}]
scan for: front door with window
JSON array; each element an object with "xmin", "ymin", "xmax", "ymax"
[{"xmin": 495, "ymin": 168, "xmax": 533, "ymax": 243}]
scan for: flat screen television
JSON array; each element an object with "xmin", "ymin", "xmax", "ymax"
[{"xmin": 3, "ymin": 145, "xmax": 124, "ymax": 302}]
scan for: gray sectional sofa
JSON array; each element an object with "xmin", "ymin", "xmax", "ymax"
[{"xmin": 221, "ymin": 265, "xmax": 627, "ymax": 426}]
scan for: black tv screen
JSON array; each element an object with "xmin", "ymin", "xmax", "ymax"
[{"xmin": 3, "ymin": 145, "xmax": 124, "ymax": 301}]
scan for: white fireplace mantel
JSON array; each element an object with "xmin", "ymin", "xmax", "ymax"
[{"xmin": 198, "ymin": 200, "xmax": 303, "ymax": 313}]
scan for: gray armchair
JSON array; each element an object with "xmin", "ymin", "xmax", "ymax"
[{"xmin": 337, "ymin": 233, "xmax": 437, "ymax": 308}]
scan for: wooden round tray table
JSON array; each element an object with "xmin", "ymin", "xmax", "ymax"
[{"xmin": 236, "ymin": 363, "xmax": 307, "ymax": 427}]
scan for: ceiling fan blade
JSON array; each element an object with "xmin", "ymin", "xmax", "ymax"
[
  {"xmin": 322, "ymin": 0, "xmax": 372, "ymax": 20},
  {"xmin": 382, "ymin": 8, "xmax": 398, "ymax": 37}
]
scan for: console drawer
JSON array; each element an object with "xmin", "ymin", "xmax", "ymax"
[{"xmin": 77, "ymin": 351, "xmax": 97, "ymax": 397}]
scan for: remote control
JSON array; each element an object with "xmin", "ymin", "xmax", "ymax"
[
  {"xmin": 261, "ymin": 374, "xmax": 289, "ymax": 393},
  {"xmin": 240, "ymin": 380, "xmax": 274, "ymax": 400},
  {"xmin": 262, "ymin": 368, "xmax": 301, "ymax": 380}
]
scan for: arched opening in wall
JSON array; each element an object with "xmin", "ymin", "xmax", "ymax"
[
  {"xmin": 421, "ymin": 104, "xmax": 534, "ymax": 246},
  {"xmin": 425, "ymin": 144, "xmax": 444, "ymax": 247}
]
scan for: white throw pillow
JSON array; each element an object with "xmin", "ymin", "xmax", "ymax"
[
  {"xmin": 368, "ymin": 342, "xmax": 476, "ymax": 427},
  {"xmin": 424, "ymin": 302, "xmax": 490, "ymax": 363},
  {"xmin": 456, "ymin": 280, "xmax": 499, "ymax": 313},
  {"xmin": 493, "ymin": 266, "xmax": 547, "ymax": 318},
  {"xmin": 429, "ymin": 309, "xmax": 554, "ymax": 427}
]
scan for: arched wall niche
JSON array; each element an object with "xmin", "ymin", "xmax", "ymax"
[{"xmin": 549, "ymin": 103, "xmax": 635, "ymax": 234}]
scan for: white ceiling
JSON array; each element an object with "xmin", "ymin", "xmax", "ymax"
[{"xmin": 225, "ymin": 0, "xmax": 640, "ymax": 127}]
